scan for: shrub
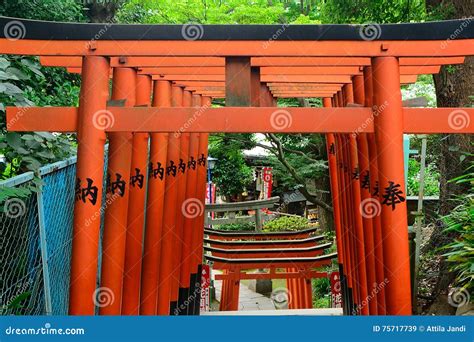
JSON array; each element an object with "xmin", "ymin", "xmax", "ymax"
[
  {"xmin": 441, "ymin": 154, "xmax": 474, "ymax": 296},
  {"xmin": 311, "ymin": 277, "xmax": 331, "ymax": 308},
  {"xmin": 213, "ymin": 222, "xmax": 255, "ymax": 231},
  {"xmin": 263, "ymin": 215, "xmax": 309, "ymax": 232}
]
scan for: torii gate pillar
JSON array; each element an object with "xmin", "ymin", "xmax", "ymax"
[
  {"xmin": 69, "ymin": 56, "xmax": 110, "ymax": 315},
  {"xmin": 372, "ymin": 57, "xmax": 412, "ymax": 315}
]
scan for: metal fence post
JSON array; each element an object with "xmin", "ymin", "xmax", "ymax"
[{"xmin": 36, "ymin": 178, "xmax": 53, "ymax": 315}]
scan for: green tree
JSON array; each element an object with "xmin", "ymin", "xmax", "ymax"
[
  {"xmin": 0, "ymin": 0, "xmax": 86, "ymax": 179},
  {"xmin": 208, "ymin": 133, "xmax": 254, "ymax": 200},
  {"xmin": 0, "ymin": 0, "xmax": 85, "ymax": 22},
  {"xmin": 316, "ymin": 0, "xmax": 426, "ymax": 23},
  {"xmin": 117, "ymin": 0, "xmax": 287, "ymax": 24}
]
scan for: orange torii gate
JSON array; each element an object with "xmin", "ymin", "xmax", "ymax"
[
  {"xmin": 207, "ymin": 254, "xmax": 336, "ymax": 311},
  {"xmin": 203, "ymin": 227, "xmax": 333, "ymax": 311},
  {"xmin": 2, "ymin": 16, "xmax": 474, "ymax": 316}
]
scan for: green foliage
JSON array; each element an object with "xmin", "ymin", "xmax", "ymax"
[
  {"xmin": 0, "ymin": 1, "xmax": 84, "ymax": 179},
  {"xmin": 0, "ymin": 56, "xmax": 78, "ymax": 179},
  {"xmin": 313, "ymin": 276, "xmax": 330, "ymax": 294},
  {"xmin": 315, "ymin": 0, "xmax": 426, "ymax": 24},
  {"xmin": 117, "ymin": 0, "xmax": 287, "ymax": 24},
  {"xmin": 441, "ymin": 153, "xmax": 474, "ymax": 294},
  {"xmin": 0, "ymin": 180, "xmax": 41, "ymax": 213},
  {"xmin": 0, "ymin": 0, "xmax": 85, "ymax": 22},
  {"xmin": 425, "ymin": 1, "xmax": 456, "ymax": 21},
  {"xmin": 313, "ymin": 296, "xmax": 330, "ymax": 308},
  {"xmin": 290, "ymin": 14, "xmax": 320, "ymax": 24},
  {"xmin": 407, "ymin": 158, "xmax": 440, "ymax": 196},
  {"xmin": 5, "ymin": 291, "xmax": 32, "ymax": 314},
  {"xmin": 213, "ymin": 222, "xmax": 255, "ymax": 231},
  {"xmin": 208, "ymin": 133, "xmax": 254, "ymax": 199},
  {"xmin": 263, "ymin": 215, "xmax": 309, "ymax": 232},
  {"xmin": 312, "ymin": 277, "xmax": 330, "ymax": 308},
  {"xmin": 402, "ymin": 75, "xmax": 436, "ymax": 108},
  {"xmin": 268, "ymin": 133, "xmax": 328, "ymax": 196}
]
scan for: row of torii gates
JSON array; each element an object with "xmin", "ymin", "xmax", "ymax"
[
  {"xmin": 204, "ymin": 227, "xmax": 337, "ymax": 311},
  {"xmin": 2, "ymin": 17, "xmax": 473, "ymax": 315}
]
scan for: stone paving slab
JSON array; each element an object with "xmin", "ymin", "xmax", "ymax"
[
  {"xmin": 213, "ymin": 278, "xmax": 276, "ymax": 312},
  {"xmin": 203, "ymin": 308, "xmax": 344, "ymax": 315}
]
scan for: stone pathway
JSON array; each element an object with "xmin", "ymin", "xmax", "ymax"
[
  {"xmin": 209, "ymin": 271, "xmax": 343, "ymax": 315},
  {"xmin": 213, "ymin": 279, "xmax": 276, "ymax": 311}
]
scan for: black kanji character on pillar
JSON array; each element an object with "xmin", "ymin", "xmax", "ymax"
[
  {"xmin": 167, "ymin": 161, "xmax": 177, "ymax": 177},
  {"xmin": 109, "ymin": 173, "xmax": 126, "ymax": 197},
  {"xmin": 188, "ymin": 156, "xmax": 196, "ymax": 170},
  {"xmin": 197, "ymin": 153, "xmax": 206, "ymax": 167},
  {"xmin": 381, "ymin": 181, "xmax": 406, "ymax": 210},
  {"xmin": 372, "ymin": 181, "xmax": 379, "ymax": 197},
  {"xmin": 130, "ymin": 168, "xmax": 144, "ymax": 189},
  {"xmin": 352, "ymin": 167, "xmax": 360, "ymax": 180},
  {"xmin": 329, "ymin": 143, "xmax": 336, "ymax": 155},
  {"xmin": 361, "ymin": 170, "xmax": 370, "ymax": 190},
  {"xmin": 149, "ymin": 162, "xmax": 165, "ymax": 180},
  {"xmin": 178, "ymin": 158, "xmax": 186, "ymax": 174},
  {"xmin": 75, "ymin": 178, "xmax": 99, "ymax": 205}
]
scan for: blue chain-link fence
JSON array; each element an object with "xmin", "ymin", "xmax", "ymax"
[{"xmin": 0, "ymin": 154, "xmax": 107, "ymax": 315}]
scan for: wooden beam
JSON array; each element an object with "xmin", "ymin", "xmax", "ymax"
[
  {"xmin": 261, "ymin": 66, "xmax": 362, "ymax": 75},
  {"xmin": 39, "ymin": 56, "xmax": 466, "ymax": 68},
  {"xmin": 252, "ymin": 57, "xmax": 372, "ymax": 66},
  {"xmin": 5, "ymin": 39, "xmax": 473, "ymax": 57},
  {"xmin": 153, "ymin": 74, "xmax": 225, "ymax": 81},
  {"xmin": 6, "ymin": 107, "xmax": 474, "ymax": 134},
  {"xmin": 261, "ymin": 75, "xmax": 352, "ymax": 83},
  {"xmin": 215, "ymin": 271, "xmax": 327, "ymax": 280}
]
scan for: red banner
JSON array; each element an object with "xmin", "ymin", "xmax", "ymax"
[
  {"xmin": 262, "ymin": 167, "xmax": 273, "ymax": 199},
  {"xmin": 330, "ymin": 271, "xmax": 342, "ymax": 308},
  {"xmin": 200, "ymin": 264, "xmax": 211, "ymax": 312}
]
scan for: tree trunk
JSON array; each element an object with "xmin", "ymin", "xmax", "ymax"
[
  {"xmin": 85, "ymin": 0, "xmax": 124, "ymax": 23},
  {"xmin": 425, "ymin": 0, "xmax": 474, "ymax": 244},
  {"xmin": 314, "ymin": 171, "xmax": 334, "ymax": 232},
  {"xmin": 423, "ymin": 0, "xmax": 474, "ymax": 312}
]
